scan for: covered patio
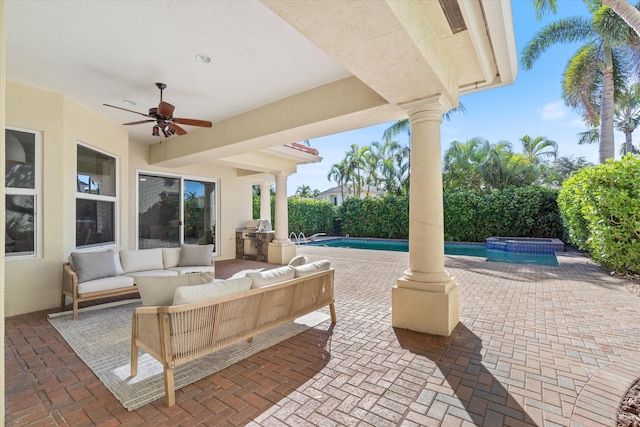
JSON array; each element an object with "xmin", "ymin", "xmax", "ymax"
[{"xmin": 6, "ymin": 247, "xmax": 640, "ymax": 426}]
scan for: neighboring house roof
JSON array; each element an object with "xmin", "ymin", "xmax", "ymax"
[{"xmin": 316, "ymin": 186, "xmax": 383, "ymax": 197}]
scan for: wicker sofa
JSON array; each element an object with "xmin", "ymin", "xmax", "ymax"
[
  {"xmin": 130, "ymin": 261, "xmax": 335, "ymax": 407},
  {"xmin": 62, "ymin": 245, "xmax": 215, "ymax": 320}
]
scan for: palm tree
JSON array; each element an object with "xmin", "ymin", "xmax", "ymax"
[
  {"xmin": 534, "ymin": 0, "xmax": 640, "ymax": 38},
  {"xmin": 327, "ymin": 159, "xmax": 348, "ymax": 202},
  {"xmin": 519, "ymin": 135, "xmax": 558, "ymax": 163},
  {"xmin": 614, "ymin": 82, "xmax": 640, "ymax": 153},
  {"xmin": 442, "ymin": 137, "xmax": 491, "ymax": 190},
  {"xmin": 577, "ymin": 82, "xmax": 640, "ymax": 154},
  {"xmin": 480, "ymin": 143, "xmax": 538, "ymax": 190},
  {"xmin": 294, "ymin": 185, "xmax": 314, "ymax": 199},
  {"xmin": 344, "ymin": 144, "xmax": 369, "ymax": 198},
  {"xmin": 521, "ymin": 5, "xmax": 639, "ymax": 163}
]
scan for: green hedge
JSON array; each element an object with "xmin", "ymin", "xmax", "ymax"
[
  {"xmin": 340, "ymin": 195, "xmax": 410, "ymax": 239},
  {"xmin": 288, "ymin": 198, "xmax": 335, "ymax": 236},
  {"xmin": 558, "ymin": 155, "xmax": 640, "ymax": 274},
  {"xmin": 252, "ymin": 195, "xmax": 335, "ymax": 237},
  {"xmin": 252, "ymin": 186, "xmax": 564, "ymax": 243},
  {"xmin": 444, "ymin": 187, "xmax": 564, "ymax": 241}
]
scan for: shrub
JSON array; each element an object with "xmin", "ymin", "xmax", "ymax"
[
  {"xmin": 558, "ymin": 155, "xmax": 640, "ymax": 274},
  {"xmin": 444, "ymin": 187, "xmax": 563, "ymax": 241},
  {"xmin": 288, "ymin": 198, "xmax": 335, "ymax": 236},
  {"xmin": 340, "ymin": 196, "xmax": 409, "ymax": 239}
]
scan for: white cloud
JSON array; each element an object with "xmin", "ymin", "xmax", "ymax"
[{"xmin": 537, "ymin": 101, "xmax": 568, "ymax": 121}]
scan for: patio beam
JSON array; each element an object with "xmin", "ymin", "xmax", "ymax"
[{"xmin": 148, "ymin": 77, "xmax": 403, "ymax": 168}]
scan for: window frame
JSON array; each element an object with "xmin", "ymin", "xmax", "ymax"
[
  {"xmin": 5, "ymin": 127, "xmax": 43, "ymax": 259},
  {"xmin": 75, "ymin": 142, "xmax": 119, "ymax": 250}
]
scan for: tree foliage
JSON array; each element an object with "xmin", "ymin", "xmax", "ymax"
[{"xmin": 557, "ymin": 154, "xmax": 640, "ymax": 273}]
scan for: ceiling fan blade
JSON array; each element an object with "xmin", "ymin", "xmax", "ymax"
[
  {"xmin": 173, "ymin": 118, "xmax": 213, "ymax": 127},
  {"xmin": 157, "ymin": 101, "xmax": 175, "ymax": 117},
  {"xmin": 122, "ymin": 119, "xmax": 156, "ymax": 126},
  {"xmin": 168, "ymin": 122, "xmax": 188, "ymax": 135},
  {"xmin": 103, "ymin": 104, "xmax": 151, "ymax": 118}
]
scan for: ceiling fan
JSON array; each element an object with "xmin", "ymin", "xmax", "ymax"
[{"xmin": 104, "ymin": 83, "xmax": 213, "ymax": 137}]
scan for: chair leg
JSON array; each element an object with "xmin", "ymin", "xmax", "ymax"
[
  {"xmin": 130, "ymin": 345, "xmax": 138, "ymax": 377},
  {"xmin": 329, "ymin": 303, "xmax": 337, "ymax": 324},
  {"xmin": 73, "ymin": 300, "xmax": 79, "ymax": 320},
  {"xmin": 164, "ymin": 367, "xmax": 175, "ymax": 407}
]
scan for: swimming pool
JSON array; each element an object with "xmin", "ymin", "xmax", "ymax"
[{"xmin": 306, "ymin": 238, "xmax": 559, "ymax": 266}]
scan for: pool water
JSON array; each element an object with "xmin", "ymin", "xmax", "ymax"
[{"xmin": 307, "ymin": 238, "xmax": 559, "ymax": 267}]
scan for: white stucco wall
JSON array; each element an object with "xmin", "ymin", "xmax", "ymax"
[{"xmin": 4, "ymin": 82, "xmax": 255, "ymax": 317}]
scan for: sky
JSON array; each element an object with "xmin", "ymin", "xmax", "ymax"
[{"xmin": 287, "ymin": 1, "xmax": 615, "ymax": 196}]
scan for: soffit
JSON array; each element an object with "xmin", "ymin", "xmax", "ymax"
[{"xmin": 5, "ymin": 0, "xmax": 517, "ymax": 168}]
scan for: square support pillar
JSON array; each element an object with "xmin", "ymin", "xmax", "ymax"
[
  {"xmin": 392, "ymin": 278, "xmax": 460, "ymax": 336},
  {"xmin": 267, "ymin": 241, "xmax": 297, "ymax": 265}
]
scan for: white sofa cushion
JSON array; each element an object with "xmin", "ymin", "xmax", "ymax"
[
  {"xmin": 136, "ymin": 272, "xmax": 215, "ymax": 306},
  {"xmin": 178, "ymin": 244, "xmax": 214, "ymax": 267},
  {"xmin": 120, "ymin": 248, "xmax": 164, "ymax": 273},
  {"xmin": 77, "ymin": 275, "xmax": 134, "ymax": 294},
  {"xmin": 172, "ymin": 277, "xmax": 252, "ymax": 305},
  {"xmin": 125, "ymin": 270, "xmax": 178, "ymax": 280},
  {"xmin": 167, "ymin": 266, "xmax": 216, "ymax": 275},
  {"xmin": 288, "ymin": 254, "xmax": 309, "ymax": 267},
  {"xmin": 246, "ymin": 266, "xmax": 295, "ymax": 289},
  {"xmin": 70, "ymin": 250, "xmax": 117, "ymax": 283},
  {"xmin": 162, "ymin": 247, "xmax": 181, "ymax": 269},
  {"xmin": 293, "ymin": 260, "xmax": 331, "ymax": 277}
]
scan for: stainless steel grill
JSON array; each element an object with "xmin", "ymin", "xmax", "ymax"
[{"xmin": 241, "ymin": 219, "xmax": 272, "ymax": 255}]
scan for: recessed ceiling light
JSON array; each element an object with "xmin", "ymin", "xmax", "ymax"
[
  {"xmin": 123, "ymin": 100, "xmax": 137, "ymax": 106},
  {"xmin": 195, "ymin": 54, "xmax": 212, "ymax": 64}
]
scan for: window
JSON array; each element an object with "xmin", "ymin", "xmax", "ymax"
[
  {"xmin": 137, "ymin": 172, "xmax": 218, "ymax": 252},
  {"xmin": 76, "ymin": 144, "xmax": 117, "ymax": 248},
  {"xmin": 5, "ymin": 128, "xmax": 41, "ymax": 258}
]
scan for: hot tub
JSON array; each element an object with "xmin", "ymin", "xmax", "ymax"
[{"xmin": 485, "ymin": 237, "xmax": 564, "ymax": 254}]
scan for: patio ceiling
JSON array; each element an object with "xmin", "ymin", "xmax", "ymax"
[{"xmin": 5, "ymin": 0, "xmax": 516, "ymax": 170}]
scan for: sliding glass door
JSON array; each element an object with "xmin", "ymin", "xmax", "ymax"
[
  {"xmin": 184, "ymin": 179, "xmax": 216, "ymax": 245},
  {"xmin": 137, "ymin": 172, "xmax": 218, "ymax": 251}
]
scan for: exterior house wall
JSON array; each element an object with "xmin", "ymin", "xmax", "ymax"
[
  {"xmin": 5, "ymin": 82, "xmax": 254, "ymax": 317},
  {"xmin": 5, "ymin": 81, "xmax": 129, "ymax": 316},
  {"xmin": 127, "ymin": 142, "xmax": 253, "ymax": 261}
]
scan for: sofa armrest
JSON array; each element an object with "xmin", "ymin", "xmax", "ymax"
[{"xmin": 62, "ymin": 263, "xmax": 79, "ymax": 298}]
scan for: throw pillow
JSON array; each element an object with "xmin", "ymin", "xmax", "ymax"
[
  {"xmin": 162, "ymin": 247, "xmax": 181, "ymax": 268},
  {"xmin": 70, "ymin": 250, "xmax": 117, "ymax": 283},
  {"xmin": 119, "ymin": 248, "xmax": 164, "ymax": 273},
  {"xmin": 172, "ymin": 277, "xmax": 252, "ymax": 305},
  {"xmin": 246, "ymin": 265, "xmax": 295, "ymax": 289},
  {"xmin": 179, "ymin": 244, "xmax": 214, "ymax": 267},
  {"xmin": 293, "ymin": 260, "xmax": 331, "ymax": 277},
  {"xmin": 287, "ymin": 254, "xmax": 309, "ymax": 267},
  {"xmin": 136, "ymin": 272, "xmax": 215, "ymax": 306}
]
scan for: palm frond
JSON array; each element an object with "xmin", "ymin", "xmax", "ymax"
[
  {"xmin": 521, "ymin": 16, "xmax": 595, "ymax": 70},
  {"xmin": 577, "ymin": 128, "xmax": 600, "ymax": 144}
]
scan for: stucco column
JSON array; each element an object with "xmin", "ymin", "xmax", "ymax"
[
  {"xmin": 268, "ymin": 172, "xmax": 296, "ymax": 264},
  {"xmin": 259, "ymin": 182, "xmax": 272, "ymax": 224},
  {"xmin": 392, "ymin": 96, "xmax": 460, "ymax": 336}
]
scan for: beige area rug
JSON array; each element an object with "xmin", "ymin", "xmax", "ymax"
[{"xmin": 48, "ymin": 300, "xmax": 330, "ymax": 411}]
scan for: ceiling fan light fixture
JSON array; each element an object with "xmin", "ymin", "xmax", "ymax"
[
  {"xmin": 195, "ymin": 54, "xmax": 212, "ymax": 64},
  {"xmin": 152, "ymin": 126, "xmax": 160, "ymax": 137},
  {"xmin": 162, "ymin": 128, "xmax": 172, "ymax": 138}
]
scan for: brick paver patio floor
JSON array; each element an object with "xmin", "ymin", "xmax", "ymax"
[{"xmin": 5, "ymin": 246, "xmax": 640, "ymax": 426}]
